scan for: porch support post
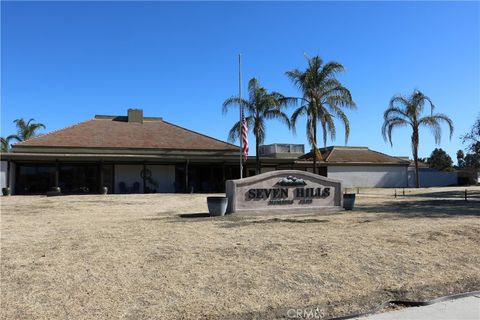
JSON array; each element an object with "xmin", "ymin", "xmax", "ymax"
[
  {"xmin": 112, "ymin": 165, "xmax": 116, "ymax": 194},
  {"xmin": 142, "ymin": 162, "xmax": 147, "ymax": 194},
  {"xmin": 209, "ymin": 166, "xmax": 214, "ymax": 192},
  {"xmin": 221, "ymin": 162, "xmax": 226, "ymax": 193},
  {"xmin": 99, "ymin": 161, "xmax": 104, "ymax": 193},
  {"xmin": 6, "ymin": 160, "xmax": 10, "ymax": 188},
  {"xmin": 185, "ymin": 159, "xmax": 189, "ymax": 193},
  {"xmin": 55, "ymin": 160, "xmax": 59, "ymax": 188}
]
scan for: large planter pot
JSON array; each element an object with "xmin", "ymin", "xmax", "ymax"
[
  {"xmin": 101, "ymin": 186, "xmax": 108, "ymax": 195},
  {"xmin": 47, "ymin": 187, "xmax": 61, "ymax": 197},
  {"xmin": 343, "ymin": 193, "xmax": 356, "ymax": 210},
  {"xmin": 2, "ymin": 187, "xmax": 11, "ymax": 196},
  {"xmin": 207, "ymin": 197, "xmax": 228, "ymax": 216}
]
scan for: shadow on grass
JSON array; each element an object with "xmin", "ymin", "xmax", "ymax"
[
  {"xmin": 357, "ymin": 199, "xmax": 480, "ymax": 218},
  {"xmin": 178, "ymin": 212, "xmax": 211, "ymax": 219},
  {"xmin": 221, "ymin": 217, "xmax": 330, "ymax": 228}
]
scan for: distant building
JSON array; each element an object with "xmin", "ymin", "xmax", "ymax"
[
  {"xmin": 294, "ymin": 146, "xmax": 410, "ymax": 188},
  {"xmin": 259, "ymin": 144, "xmax": 305, "ymax": 158}
]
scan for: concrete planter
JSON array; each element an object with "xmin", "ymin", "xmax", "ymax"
[
  {"xmin": 2, "ymin": 187, "xmax": 11, "ymax": 196},
  {"xmin": 207, "ymin": 197, "xmax": 228, "ymax": 216},
  {"xmin": 343, "ymin": 193, "xmax": 356, "ymax": 210},
  {"xmin": 101, "ymin": 186, "xmax": 108, "ymax": 195},
  {"xmin": 47, "ymin": 187, "xmax": 61, "ymax": 197}
]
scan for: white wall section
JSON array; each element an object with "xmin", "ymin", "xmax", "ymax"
[
  {"xmin": 147, "ymin": 165, "xmax": 175, "ymax": 193},
  {"xmin": 0, "ymin": 161, "xmax": 7, "ymax": 190},
  {"xmin": 327, "ymin": 165, "xmax": 408, "ymax": 188},
  {"xmin": 114, "ymin": 165, "xmax": 144, "ymax": 193},
  {"xmin": 407, "ymin": 168, "xmax": 458, "ymax": 187}
]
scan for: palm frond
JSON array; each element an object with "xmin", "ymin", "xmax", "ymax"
[
  {"xmin": 6, "ymin": 134, "xmax": 21, "ymax": 143},
  {"xmin": 381, "ymin": 117, "xmax": 409, "ymax": 146},
  {"xmin": 321, "ymin": 112, "xmax": 337, "ymax": 146},
  {"xmin": 419, "ymin": 113, "xmax": 454, "ymax": 143},
  {"xmin": 227, "ymin": 120, "xmax": 242, "ymax": 143},
  {"xmin": 326, "ymin": 93, "xmax": 356, "ymax": 110},
  {"xmin": 247, "ymin": 78, "xmax": 260, "ymax": 102},
  {"xmin": 222, "ymin": 96, "xmax": 249, "ymax": 114},
  {"xmin": 319, "ymin": 61, "xmax": 345, "ymax": 81},
  {"xmin": 383, "ymin": 106, "xmax": 410, "ymax": 121},
  {"xmin": 327, "ymin": 106, "xmax": 349, "ymax": 144},
  {"xmin": 264, "ymin": 109, "xmax": 291, "ymax": 129},
  {"xmin": 388, "ymin": 95, "xmax": 410, "ymax": 113},
  {"xmin": 290, "ymin": 105, "xmax": 308, "ymax": 134}
]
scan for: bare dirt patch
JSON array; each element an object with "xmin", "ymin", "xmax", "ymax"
[{"xmin": 1, "ymin": 187, "xmax": 479, "ymax": 319}]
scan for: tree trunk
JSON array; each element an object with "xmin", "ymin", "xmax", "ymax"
[
  {"xmin": 313, "ymin": 120, "xmax": 317, "ymax": 174},
  {"xmin": 412, "ymin": 131, "xmax": 420, "ymax": 188},
  {"xmin": 256, "ymin": 138, "xmax": 260, "ymax": 175},
  {"xmin": 413, "ymin": 152, "xmax": 420, "ymax": 188}
]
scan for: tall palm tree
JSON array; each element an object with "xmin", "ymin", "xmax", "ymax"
[
  {"xmin": 8, "ymin": 118, "xmax": 46, "ymax": 142},
  {"xmin": 382, "ymin": 90, "xmax": 454, "ymax": 188},
  {"xmin": 286, "ymin": 55, "xmax": 356, "ymax": 174},
  {"xmin": 223, "ymin": 78, "xmax": 294, "ymax": 174}
]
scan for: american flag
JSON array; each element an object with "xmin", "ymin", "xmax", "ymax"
[{"xmin": 241, "ymin": 115, "xmax": 249, "ymax": 162}]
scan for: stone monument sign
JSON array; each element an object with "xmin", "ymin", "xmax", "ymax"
[{"xmin": 226, "ymin": 170, "xmax": 343, "ymax": 213}]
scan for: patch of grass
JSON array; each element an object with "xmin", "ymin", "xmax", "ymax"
[{"xmin": 1, "ymin": 187, "xmax": 479, "ymax": 319}]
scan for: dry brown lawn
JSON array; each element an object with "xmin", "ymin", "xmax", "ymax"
[{"xmin": 1, "ymin": 187, "xmax": 479, "ymax": 319}]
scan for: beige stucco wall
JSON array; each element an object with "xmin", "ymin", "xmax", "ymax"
[{"xmin": 327, "ymin": 165, "xmax": 408, "ymax": 188}]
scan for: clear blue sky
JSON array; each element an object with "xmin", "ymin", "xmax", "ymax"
[{"xmin": 1, "ymin": 1, "xmax": 479, "ymax": 160}]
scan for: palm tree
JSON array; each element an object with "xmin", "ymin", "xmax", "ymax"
[
  {"xmin": 1, "ymin": 137, "xmax": 11, "ymax": 152},
  {"xmin": 8, "ymin": 118, "xmax": 46, "ymax": 142},
  {"xmin": 286, "ymin": 55, "xmax": 356, "ymax": 174},
  {"xmin": 382, "ymin": 90, "xmax": 454, "ymax": 188},
  {"xmin": 223, "ymin": 78, "xmax": 294, "ymax": 174}
]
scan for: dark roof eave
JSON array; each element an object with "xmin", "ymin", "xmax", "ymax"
[
  {"xmin": 326, "ymin": 162, "xmax": 410, "ymax": 166},
  {"xmin": 11, "ymin": 145, "xmax": 239, "ymax": 154},
  {"xmin": 0, "ymin": 152, "xmax": 241, "ymax": 162}
]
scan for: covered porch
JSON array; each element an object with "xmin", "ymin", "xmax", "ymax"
[{"xmin": 2, "ymin": 153, "xmax": 241, "ymax": 195}]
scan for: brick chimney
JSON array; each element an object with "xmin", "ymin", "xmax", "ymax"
[{"xmin": 127, "ymin": 108, "xmax": 143, "ymax": 123}]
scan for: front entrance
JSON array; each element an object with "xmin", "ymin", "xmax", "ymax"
[
  {"xmin": 59, "ymin": 164, "xmax": 100, "ymax": 194},
  {"xmin": 186, "ymin": 164, "xmax": 239, "ymax": 193}
]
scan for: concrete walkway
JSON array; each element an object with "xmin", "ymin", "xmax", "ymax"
[{"xmin": 355, "ymin": 296, "xmax": 480, "ymax": 320}]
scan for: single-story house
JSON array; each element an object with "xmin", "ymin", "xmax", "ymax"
[
  {"xmin": 1, "ymin": 108, "xmax": 453, "ymax": 195},
  {"xmin": 258, "ymin": 144, "xmax": 411, "ymax": 188},
  {"xmin": 1, "ymin": 109, "xmax": 242, "ymax": 194}
]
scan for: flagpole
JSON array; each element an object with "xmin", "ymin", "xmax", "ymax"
[{"xmin": 238, "ymin": 53, "xmax": 243, "ymax": 179}]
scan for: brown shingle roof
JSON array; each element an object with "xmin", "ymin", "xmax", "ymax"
[
  {"xmin": 13, "ymin": 116, "xmax": 239, "ymax": 151},
  {"xmin": 299, "ymin": 146, "xmax": 409, "ymax": 165}
]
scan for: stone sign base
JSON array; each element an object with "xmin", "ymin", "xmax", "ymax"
[{"xmin": 226, "ymin": 170, "xmax": 343, "ymax": 214}]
